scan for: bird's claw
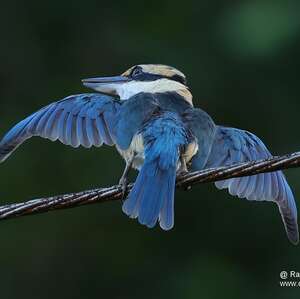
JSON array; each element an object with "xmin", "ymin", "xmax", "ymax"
[
  {"xmin": 177, "ymin": 169, "xmax": 192, "ymax": 191},
  {"xmin": 177, "ymin": 169, "xmax": 188, "ymax": 176},
  {"xmin": 119, "ymin": 177, "xmax": 128, "ymax": 201}
]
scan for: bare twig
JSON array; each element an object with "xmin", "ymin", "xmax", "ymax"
[{"xmin": 0, "ymin": 151, "xmax": 300, "ymax": 221}]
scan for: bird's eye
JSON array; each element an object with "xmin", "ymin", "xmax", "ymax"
[{"xmin": 132, "ymin": 67, "xmax": 143, "ymax": 77}]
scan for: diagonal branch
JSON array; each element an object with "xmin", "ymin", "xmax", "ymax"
[{"xmin": 1, "ymin": 151, "xmax": 300, "ymax": 221}]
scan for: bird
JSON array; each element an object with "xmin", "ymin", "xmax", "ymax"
[{"xmin": 0, "ymin": 64, "xmax": 298, "ymax": 244}]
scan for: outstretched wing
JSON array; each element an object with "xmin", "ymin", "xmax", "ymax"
[
  {"xmin": 0, "ymin": 93, "xmax": 121, "ymax": 162},
  {"xmin": 203, "ymin": 126, "xmax": 298, "ymax": 245}
]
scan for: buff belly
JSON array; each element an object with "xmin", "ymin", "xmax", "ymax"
[
  {"xmin": 117, "ymin": 133, "xmax": 199, "ymax": 171},
  {"xmin": 117, "ymin": 134, "xmax": 145, "ymax": 170}
]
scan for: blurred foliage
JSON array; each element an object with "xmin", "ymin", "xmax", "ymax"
[
  {"xmin": 0, "ymin": 0, "xmax": 300, "ymax": 298},
  {"xmin": 219, "ymin": 0, "xmax": 300, "ymax": 57}
]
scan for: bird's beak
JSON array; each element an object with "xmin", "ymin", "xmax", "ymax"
[{"xmin": 82, "ymin": 76, "xmax": 130, "ymax": 96}]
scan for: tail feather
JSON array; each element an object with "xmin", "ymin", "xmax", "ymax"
[
  {"xmin": 138, "ymin": 164, "xmax": 165, "ymax": 227},
  {"xmin": 159, "ymin": 171, "xmax": 176, "ymax": 230},
  {"xmin": 122, "ymin": 161, "xmax": 176, "ymax": 230}
]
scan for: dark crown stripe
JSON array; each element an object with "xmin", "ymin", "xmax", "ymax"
[{"xmin": 133, "ymin": 72, "xmax": 186, "ymax": 85}]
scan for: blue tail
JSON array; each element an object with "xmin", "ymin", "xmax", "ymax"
[
  {"xmin": 122, "ymin": 112, "xmax": 189, "ymax": 230},
  {"xmin": 123, "ymin": 161, "xmax": 176, "ymax": 229}
]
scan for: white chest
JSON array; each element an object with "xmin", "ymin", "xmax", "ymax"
[
  {"xmin": 117, "ymin": 134, "xmax": 199, "ymax": 172},
  {"xmin": 117, "ymin": 134, "xmax": 145, "ymax": 170}
]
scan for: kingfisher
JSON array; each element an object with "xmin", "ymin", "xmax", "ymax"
[{"xmin": 0, "ymin": 64, "xmax": 298, "ymax": 244}]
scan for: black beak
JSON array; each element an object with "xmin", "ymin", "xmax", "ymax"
[
  {"xmin": 82, "ymin": 75, "xmax": 129, "ymax": 85},
  {"xmin": 81, "ymin": 75, "xmax": 130, "ymax": 95}
]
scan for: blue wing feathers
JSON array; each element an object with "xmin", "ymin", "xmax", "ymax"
[
  {"xmin": 277, "ymin": 175, "xmax": 298, "ymax": 244},
  {"xmin": 203, "ymin": 126, "xmax": 298, "ymax": 244},
  {"xmin": 100, "ymin": 115, "xmax": 114, "ymax": 145},
  {"xmin": 0, "ymin": 94, "xmax": 121, "ymax": 162},
  {"xmin": 271, "ymin": 172, "xmax": 279, "ymax": 199},
  {"xmin": 184, "ymin": 108, "xmax": 216, "ymax": 169},
  {"xmin": 94, "ymin": 117, "xmax": 107, "ymax": 145},
  {"xmin": 236, "ymin": 175, "xmax": 249, "ymax": 198},
  {"xmin": 45, "ymin": 108, "xmax": 62, "ymax": 141},
  {"xmin": 86, "ymin": 117, "xmax": 95, "ymax": 146}
]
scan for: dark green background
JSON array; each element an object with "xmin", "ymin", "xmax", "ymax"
[{"xmin": 0, "ymin": 0, "xmax": 300, "ymax": 298}]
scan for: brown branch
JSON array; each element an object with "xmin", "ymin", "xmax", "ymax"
[{"xmin": 1, "ymin": 151, "xmax": 300, "ymax": 221}]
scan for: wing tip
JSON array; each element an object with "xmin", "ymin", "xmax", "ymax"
[{"xmin": 288, "ymin": 234, "xmax": 299, "ymax": 246}]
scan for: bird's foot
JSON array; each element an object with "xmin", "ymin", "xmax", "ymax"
[
  {"xmin": 177, "ymin": 169, "xmax": 192, "ymax": 191},
  {"xmin": 177, "ymin": 168, "xmax": 188, "ymax": 176},
  {"xmin": 118, "ymin": 176, "xmax": 128, "ymax": 201}
]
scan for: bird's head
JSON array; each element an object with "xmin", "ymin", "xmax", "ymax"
[{"xmin": 82, "ymin": 64, "xmax": 193, "ymax": 105}]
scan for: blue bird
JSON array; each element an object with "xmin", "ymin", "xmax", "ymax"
[{"xmin": 0, "ymin": 64, "xmax": 298, "ymax": 244}]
